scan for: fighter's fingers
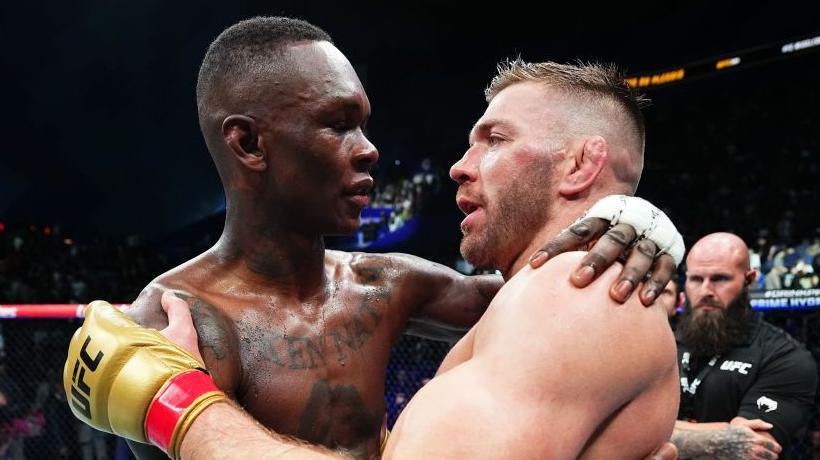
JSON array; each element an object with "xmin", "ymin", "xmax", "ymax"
[
  {"xmin": 161, "ymin": 291, "xmax": 194, "ymax": 329},
  {"xmin": 610, "ymin": 238, "xmax": 657, "ymax": 303},
  {"xmin": 571, "ymin": 223, "xmax": 637, "ymax": 287},
  {"xmin": 644, "ymin": 442, "xmax": 677, "ymax": 460},
  {"xmin": 639, "ymin": 254, "xmax": 676, "ymax": 306},
  {"xmin": 744, "ymin": 419, "xmax": 775, "ymax": 432},
  {"xmin": 754, "ymin": 436, "xmax": 782, "ymax": 454},
  {"xmin": 529, "ymin": 217, "xmax": 609, "ymax": 269},
  {"xmin": 753, "ymin": 444, "xmax": 780, "ymax": 459},
  {"xmin": 160, "ymin": 291, "xmax": 203, "ymax": 365}
]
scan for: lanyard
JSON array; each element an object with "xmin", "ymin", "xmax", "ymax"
[{"xmin": 679, "ymin": 351, "xmax": 720, "ymax": 395}]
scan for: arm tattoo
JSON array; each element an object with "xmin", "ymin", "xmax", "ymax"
[
  {"xmin": 174, "ymin": 293, "xmax": 232, "ymax": 361},
  {"xmin": 672, "ymin": 426, "xmax": 760, "ymax": 459}
]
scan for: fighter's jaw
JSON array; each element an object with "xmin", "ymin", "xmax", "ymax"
[
  {"xmin": 459, "ymin": 231, "xmax": 496, "ymax": 270},
  {"xmin": 315, "ymin": 198, "xmax": 365, "ymax": 236}
]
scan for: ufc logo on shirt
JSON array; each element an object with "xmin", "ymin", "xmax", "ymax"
[{"xmin": 720, "ymin": 360, "xmax": 752, "ymax": 375}]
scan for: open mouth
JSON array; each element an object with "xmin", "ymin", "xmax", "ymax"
[
  {"xmin": 456, "ymin": 196, "xmax": 480, "ymax": 216},
  {"xmin": 456, "ymin": 196, "xmax": 483, "ymax": 232}
]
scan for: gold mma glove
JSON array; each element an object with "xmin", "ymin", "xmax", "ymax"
[{"xmin": 63, "ymin": 301, "xmax": 226, "ymax": 459}]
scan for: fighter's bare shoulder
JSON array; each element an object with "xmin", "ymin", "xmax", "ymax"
[
  {"xmin": 501, "ymin": 250, "xmax": 666, "ymax": 320},
  {"xmin": 126, "ymin": 263, "xmax": 243, "ymax": 394},
  {"xmin": 329, "ymin": 249, "xmax": 461, "ymax": 287},
  {"xmin": 480, "ymin": 250, "xmax": 676, "ymax": 390},
  {"xmin": 124, "ymin": 253, "xmax": 228, "ymax": 330},
  {"xmin": 124, "ymin": 259, "xmax": 204, "ymax": 330}
]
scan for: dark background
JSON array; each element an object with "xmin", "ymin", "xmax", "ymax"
[
  {"xmin": 1, "ymin": 0, "xmax": 818, "ymax": 242},
  {"xmin": 2, "ymin": 3, "xmax": 820, "ymax": 458}
]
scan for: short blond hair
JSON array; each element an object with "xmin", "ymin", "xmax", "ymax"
[{"xmin": 486, "ymin": 58, "xmax": 649, "ymax": 190}]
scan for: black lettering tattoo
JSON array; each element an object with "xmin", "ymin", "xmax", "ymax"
[
  {"xmin": 263, "ymin": 334, "xmax": 286, "ymax": 366},
  {"xmin": 241, "ymin": 287, "xmax": 390, "ymax": 368},
  {"xmin": 286, "ymin": 336, "xmax": 326, "ymax": 369},
  {"xmin": 330, "ymin": 327, "xmax": 358, "ymax": 362}
]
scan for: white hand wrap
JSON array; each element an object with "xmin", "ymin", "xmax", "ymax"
[{"xmin": 583, "ymin": 195, "xmax": 685, "ymax": 266}]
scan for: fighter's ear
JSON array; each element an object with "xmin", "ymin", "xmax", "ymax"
[
  {"xmin": 558, "ymin": 136, "xmax": 608, "ymax": 197},
  {"xmin": 745, "ymin": 269, "xmax": 757, "ymax": 285},
  {"xmin": 222, "ymin": 115, "xmax": 266, "ymax": 172}
]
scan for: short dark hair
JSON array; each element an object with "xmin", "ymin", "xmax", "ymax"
[{"xmin": 196, "ymin": 16, "xmax": 332, "ymax": 114}]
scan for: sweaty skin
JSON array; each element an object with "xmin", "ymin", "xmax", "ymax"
[
  {"xmin": 122, "ymin": 37, "xmax": 504, "ymax": 460},
  {"xmin": 128, "ymin": 250, "xmax": 498, "ymax": 459},
  {"xmin": 123, "ymin": 26, "xmax": 675, "ymax": 458}
]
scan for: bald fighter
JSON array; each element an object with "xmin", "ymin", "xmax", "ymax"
[
  {"xmin": 65, "ymin": 58, "xmax": 681, "ymax": 459},
  {"xmin": 672, "ymin": 233, "xmax": 816, "ymax": 459}
]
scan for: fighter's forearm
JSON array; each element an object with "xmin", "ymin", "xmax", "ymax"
[
  {"xmin": 674, "ymin": 421, "xmax": 730, "ymax": 432},
  {"xmin": 180, "ymin": 400, "xmax": 349, "ymax": 460},
  {"xmin": 670, "ymin": 422, "xmax": 742, "ymax": 459}
]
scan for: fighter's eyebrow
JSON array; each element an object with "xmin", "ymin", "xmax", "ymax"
[
  {"xmin": 321, "ymin": 95, "xmax": 370, "ymax": 122},
  {"xmin": 468, "ymin": 119, "xmax": 516, "ymax": 145}
]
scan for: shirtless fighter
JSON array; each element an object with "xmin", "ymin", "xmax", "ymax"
[{"xmin": 64, "ymin": 18, "xmax": 682, "ymax": 460}]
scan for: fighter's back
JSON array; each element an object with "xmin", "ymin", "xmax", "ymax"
[{"xmin": 386, "ymin": 251, "xmax": 678, "ymax": 459}]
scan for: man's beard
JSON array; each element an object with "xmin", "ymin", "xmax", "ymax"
[
  {"xmin": 678, "ymin": 288, "xmax": 752, "ymax": 358},
  {"xmin": 460, "ymin": 161, "xmax": 555, "ymax": 271}
]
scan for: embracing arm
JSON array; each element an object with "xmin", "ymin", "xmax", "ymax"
[
  {"xmin": 391, "ymin": 252, "xmax": 502, "ymax": 338},
  {"xmin": 180, "ymin": 400, "xmax": 346, "ymax": 460}
]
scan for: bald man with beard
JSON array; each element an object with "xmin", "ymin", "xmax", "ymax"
[{"xmin": 672, "ymin": 233, "xmax": 817, "ymax": 460}]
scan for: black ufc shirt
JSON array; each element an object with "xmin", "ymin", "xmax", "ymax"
[{"xmin": 676, "ymin": 314, "xmax": 817, "ymax": 451}]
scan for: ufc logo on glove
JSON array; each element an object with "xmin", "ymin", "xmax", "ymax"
[{"xmin": 69, "ymin": 335, "xmax": 104, "ymax": 419}]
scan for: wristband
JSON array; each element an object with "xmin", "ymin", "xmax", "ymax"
[{"xmin": 145, "ymin": 370, "xmax": 226, "ymax": 459}]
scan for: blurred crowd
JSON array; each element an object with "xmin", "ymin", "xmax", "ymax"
[
  {"xmin": 750, "ymin": 231, "xmax": 820, "ymax": 290},
  {"xmin": 640, "ymin": 69, "xmax": 820, "ymax": 265},
  {"xmin": 353, "ymin": 158, "xmax": 442, "ymax": 248},
  {"xmin": 0, "ymin": 224, "xmax": 166, "ymax": 305}
]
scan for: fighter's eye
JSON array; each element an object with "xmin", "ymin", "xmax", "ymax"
[{"xmin": 332, "ymin": 121, "xmax": 351, "ymax": 132}]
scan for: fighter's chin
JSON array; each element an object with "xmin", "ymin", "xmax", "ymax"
[
  {"xmin": 325, "ymin": 216, "xmax": 361, "ymax": 236},
  {"xmin": 460, "ymin": 235, "xmax": 494, "ymax": 270}
]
